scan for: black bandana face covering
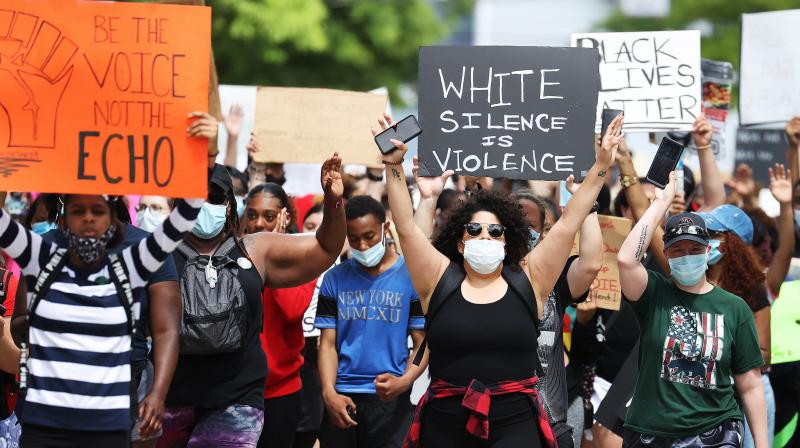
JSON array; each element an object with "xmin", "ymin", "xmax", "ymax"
[{"xmin": 66, "ymin": 225, "xmax": 115, "ymax": 264}]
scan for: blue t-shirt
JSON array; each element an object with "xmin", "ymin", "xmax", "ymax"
[
  {"xmin": 42, "ymin": 225, "xmax": 178, "ymax": 361},
  {"xmin": 314, "ymin": 256, "xmax": 424, "ymax": 394}
]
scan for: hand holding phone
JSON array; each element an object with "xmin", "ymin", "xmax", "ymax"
[
  {"xmin": 374, "ymin": 115, "xmax": 422, "ymax": 154},
  {"xmin": 646, "ymin": 137, "xmax": 684, "ymax": 190},
  {"xmin": 601, "ymin": 109, "xmax": 623, "ymax": 139}
]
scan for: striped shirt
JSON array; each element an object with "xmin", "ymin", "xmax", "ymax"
[{"xmin": 0, "ymin": 198, "xmax": 203, "ymax": 431}]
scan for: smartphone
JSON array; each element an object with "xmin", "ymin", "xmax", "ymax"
[
  {"xmin": 600, "ymin": 108, "xmax": 623, "ymax": 138},
  {"xmin": 374, "ymin": 115, "xmax": 422, "ymax": 154},
  {"xmin": 646, "ymin": 137, "xmax": 685, "ymax": 190}
]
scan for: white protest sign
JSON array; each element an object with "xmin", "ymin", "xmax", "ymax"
[
  {"xmin": 572, "ymin": 30, "xmax": 701, "ymax": 132},
  {"xmin": 740, "ymin": 9, "xmax": 800, "ymax": 125}
]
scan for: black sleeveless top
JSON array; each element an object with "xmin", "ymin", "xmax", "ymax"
[
  {"xmin": 167, "ymin": 239, "xmax": 267, "ymax": 409},
  {"xmin": 425, "ymin": 264, "xmax": 540, "ymax": 419}
]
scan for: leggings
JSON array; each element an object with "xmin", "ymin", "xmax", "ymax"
[
  {"xmin": 20, "ymin": 423, "xmax": 128, "ymax": 448},
  {"xmin": 157, "ymin": 404, "xmax": 264, "ymax": 448},
  {"xmin": 420, "ymin": 402, "xmax": 542, "ymax": 448}
]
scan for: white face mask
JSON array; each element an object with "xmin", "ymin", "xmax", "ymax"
[
  {"xmin": 463, "ymin": 239, "xmax": 505, "ymax": 274},
  {"xmin": 136, "ymin": 208, "xmax": 168, "ymax": 233}
]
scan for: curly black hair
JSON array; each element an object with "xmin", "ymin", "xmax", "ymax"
[{"xmin": 432, "ymin": 189, "xmax": 532, "ymax": 267}]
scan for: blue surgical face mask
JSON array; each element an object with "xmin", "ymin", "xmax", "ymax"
[
  {"xmin": 794, "ymin": 209, "xmax": 800, "ymax": 227},
  {"xmin": 669, "ymin": 253, "xmax": 709, "ymax": 287},
  {"xmin": 31, "ymin": 221, "xmax": 57, "ymax": 236},
  {"xmin": 528, "ymin": 228, "xmax": 541, "ymax": 251},
  {"xmin": 235, "ymin": 195, "xmax": 246, "ymax": 218},
  {"xmin": 351, "ymin": 233, "xmax": 386, "ymax": 268},
  {"xmin": 136, "ymin": 208, "xmax": 168, "ymax": 233},
  {"xmin": 191, "ymin": 203, "xmax": 228, "ymax": 239},
  {"xmin": 707, "ymin": 239, "xmax": 724, "ymax": 265}
]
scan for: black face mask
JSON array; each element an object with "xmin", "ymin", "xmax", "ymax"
[
  {"xmin": 265, "ymin": 174, "xmax": 286, "ymax": 186},
  {"xmin": 66, "ymin": 225, "xmax": 115, "ymax": 264}
]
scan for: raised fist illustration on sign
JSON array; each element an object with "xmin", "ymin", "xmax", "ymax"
[{"xmin": 0, "ymin": 10, "xmax": 75, "ymax": 149}]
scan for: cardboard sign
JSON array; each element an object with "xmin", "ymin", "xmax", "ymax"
[
  {"xmin": 570, "ymin": 215, "xmax": 633, "ymax": 310},
  {"xmin": 0, "ymin": 0, "xmax": 211, "ymax": 197},
  {"xmin": 735, "ymin": 129, "xmax": 789, "ymax": 185},
  {"xmin": 417, "ymin": 46, "xmax": 600, "ymax": 181},
  {"xmin": 740, "ymin": 10, "xmax": 800, "ymax": 125},
  {"xmin": 253, "ymin": 87, "xmax": 388, "ymax": 166},
  {"xmin": 572, "ymin": 31, "xmax": 701, "ymax": 132},
  {"xmin": 771, "ymin": 280, "xmax": 800, "ymax": 365}
]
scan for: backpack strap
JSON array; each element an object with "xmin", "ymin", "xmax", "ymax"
[
  {"xmin": 412, "ymin": 262, "xmax": 465, "ymax": 366},
  {"xmin": 30, "ymin": 248, "xmax": 69, "ymax": 317},
  {"xmin": 107, "ymin": 253, "xmax": 135, "ymax": 335}
]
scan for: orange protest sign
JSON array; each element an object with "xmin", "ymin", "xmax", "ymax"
[
  {"xmin": 0, "ymin": 0, "xmax": 211, "ymax": 197},
  {"xmin": 570, "ymin": 215, "xmax": 632, "ymax": 311}
]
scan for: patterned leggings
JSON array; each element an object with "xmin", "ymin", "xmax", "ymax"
[{"xmin": 157, "ymin": 404, "xmax": 264, "ymax": 448}]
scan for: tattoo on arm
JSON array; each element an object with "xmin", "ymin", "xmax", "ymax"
[
  {"xmin": 634, "ymin": 225, "xmax": 648, "ymax": 261},
  {"xmin": 392, "ymin": 169, "xmax": 401, "ymax": 180},
  {"xmin": 598, "ymin": 170, "xmax": 607, "ymax": 178}
]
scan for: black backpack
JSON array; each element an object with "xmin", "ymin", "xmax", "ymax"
[{"xmin": 174, "ymin": 238, "xmax": 249, "ymax": 355}]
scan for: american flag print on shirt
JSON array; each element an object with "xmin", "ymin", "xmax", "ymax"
[{"xmin": 661, "ymin": 306, "xmax": 724, "ymax": 390}]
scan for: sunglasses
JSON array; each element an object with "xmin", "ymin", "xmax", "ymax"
[
  {"xmin": 665, "ymin": 224, "xmax": 708, "ymax": 240},
  {"xmin": 464, "ymin": 222, "xmax": 506, "ymax": 238}
]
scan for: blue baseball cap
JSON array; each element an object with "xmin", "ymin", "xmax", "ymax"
[{"xmin": 697, "ymin": 205, "xmax": 754, "ymax": 245}]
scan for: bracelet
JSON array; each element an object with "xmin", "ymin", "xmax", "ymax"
[
  {"xmin": 695, "ymin": 144, "xmax": 712, "ymax": 151},
  {"xmin": 366, "ymin": 171, "xmax": 384, "ymax": 182},
  {"xmin": 382, "ymin": 159, "xmax": 404, "ymax": 166}
]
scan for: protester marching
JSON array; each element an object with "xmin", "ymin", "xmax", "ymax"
[{"xmin": 1, "ymin": 1, "xmax": 800, "ymax": 448}]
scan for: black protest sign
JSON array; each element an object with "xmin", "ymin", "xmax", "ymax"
[
  {"xmin": 417, "ymin": 46, "xmax": 600, "ymax": 181},
  {"xmin": 735, "ymin": 129, "xmax": 789, "ymax": 185}
]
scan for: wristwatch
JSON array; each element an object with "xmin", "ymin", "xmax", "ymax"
[
  {"xmin": 621, "ymin": 174, "xmax": 639, "ymax": 188},
  {"xmin": 366, "ymin": 170, "xmax": 384, "ymax": 182},
  {"xmin": 590, "ymin": 201, "xmax": 600, "ymax": 214}
]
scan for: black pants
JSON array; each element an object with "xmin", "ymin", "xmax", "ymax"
[
  {"xmin": 319, "ymin": 392, "xmax": 413, "ymax": 448},
  {"xmin": 420, "ymin": 398, "xmax": 542, "ymax": 448},
  {"xmin": 773, "ymin": 362, "xmax": 800, "ymax": 448},
  {"xmin": 20, "ymin": 423, "xmax": 128, "ymax": 448},
  {"xmin": 258, "ymin": 391, "xmax": 303, "ymax": 448},
  {"xmin": 622, "ymin": 420, "xmax": 742, "ymax": 448}
]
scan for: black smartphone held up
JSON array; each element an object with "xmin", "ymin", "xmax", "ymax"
[
  {"xmin": 374, "ymin": 115, "xmax": 422, "ymax": 154},
  {"xmin": 646, "ymin": 136, "xmax": 685, "ymax": 189},
  {"xmin": 600, "ymin": 108, "xmax": 623, "ymax": 138}
]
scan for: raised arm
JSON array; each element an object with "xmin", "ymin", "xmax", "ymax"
[
  {"xmin": 564, "ymin": 177, "xmax": 603, "ymax": 298},
  {"xmin": 618, "ymin": 172, "xmax": 677, "ymax": 301},
  {"xmin": 412, "ymin": 156, "xmax": 452, "ymax": 240},
  {"xmin": 223, "ymin": 104, "xmax": 244, "ymax": 169},
  {"xmin": 616, "ymin": 140, "xmax": 670, "ymax": 273},
  {"xmin": 528, "ymin": 114, "xmax": 622, "ymax": 303},
  {"xmin": 374, "ymin": 114, "xmax": 450, "ymax": 309},
  {"xmin": 786, "ymin": 117, "xmax": 800, "ymax": 185},
  {"xmin": 253, "ymin": 154, "xmax": 346, "ymax": 288},
  {"xmin": 766, "ymin": 164, "xmax": 795, "ymax": 296},
  {"xmin": 122, "ymin": 197, "xmax": 205, "ymax": 288},
  {"xmin": 693, "ymin": 115, "xmax": 725, "ymax": 210}
]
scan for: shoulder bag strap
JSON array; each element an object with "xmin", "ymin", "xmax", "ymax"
[{"xmin": 412, "ymin": 262, "xmax": 465, "ymax": 366}]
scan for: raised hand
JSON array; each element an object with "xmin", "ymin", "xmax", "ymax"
[
  {"xmin": 598, "ymin": 114, "xmax": 624, "ymax": 170},
  {"xmin": 655, "ymin": 171, "xmax": 678, "ymax": 205},
  {"xmin": 691, "ymin": 114, "xmax": 713, "ymax": 148},
  {"xmin": 575, "ymin": 294, "xmax": 598, "ymax": 326},
  {"xmin": 565, "ymin": 174, "xmax": 581, "ymax": 194},
  {"xmin": 413, "ymin": 156, "xmax": 453, "ymax": 199},
  {"xmin": 786, "ymin": 117, "xmax": 800, "ymax": 148},
  {"xmin": 371, "ymin": 113, "xmax": 409, "ymax": 164},
  {"xmin": 727, "ymin": 163, "xmax": 756, "ymax": 197},
  {"xmin": 224, "ymin": 104, "xmax": 244, "ymax": 138},
  {"xmin": 321, "ymin": 153, "xmax": 344, "ymax": 202},
  {"xmin": 274, "ymin": 207, "xmax": 289, "ymax": 234},
  {"xmin": 246, "ymin": 132, "xmax": 259, "ymax": 157},
  {"xmin": 187, "ymin": 111, "xmax": 219, "ymax": 142},
  {"xmin": 769, "ymin": 163, "xmax": 793, "ymax": 204}
]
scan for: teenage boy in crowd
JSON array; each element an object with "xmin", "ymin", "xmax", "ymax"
[{"xmin": 315, "ymin": 195, "xmax": 427, "ymax": 448}]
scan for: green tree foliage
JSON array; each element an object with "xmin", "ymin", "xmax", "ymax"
[
  {"xmin": 602, "ymin": 0, "xmax": 800, "ymax": 68},
  {"xmin": 209, "ymin": 0, "xmax": 472, "ymax": 96}
]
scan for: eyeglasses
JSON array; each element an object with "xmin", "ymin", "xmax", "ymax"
[
  {"xmin": 464, "ymin": 222, "xmax": 505, "ymax": 238},
  {"xmin": 665, "ymin": 224, "xmax": 708, "ymax": 240},
  {"xmin": 707, "ymin": 230, "xmax": 727, "ymax": 238}
]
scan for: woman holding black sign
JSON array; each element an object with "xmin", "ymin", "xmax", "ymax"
[{"xmin": 376, "ymin": 112, "xmax": 623, "ymax": 447}]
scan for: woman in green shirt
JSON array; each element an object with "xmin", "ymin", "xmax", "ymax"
[{"xmin": 617, "ymin": 172, "xmax": 767, "ymax": 448}]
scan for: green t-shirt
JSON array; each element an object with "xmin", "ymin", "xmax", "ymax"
[{"xmin": 625, "ymin": 270, "xmax": 764, "ymax": 437}]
